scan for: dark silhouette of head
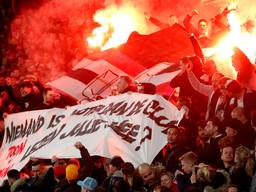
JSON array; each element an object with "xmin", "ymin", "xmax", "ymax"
[{"xmin": 232, "ymin": 47, "xmax": 255, "ymax": 85}]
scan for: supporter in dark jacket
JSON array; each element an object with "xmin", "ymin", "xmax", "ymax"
[
  {"xmin": 101, "ymin": 156, "xmax": 128, "ymax": 192},
  {"xmin": 219, "ymin": 145, "xmax": 235, "ymax": 174},
  {"xmin": 175, "ymin": 151, "xmax": 198, "ymax": 192},
  {"xmin": 231, "ymin": 47, "xmax": 256, "ymax": 91},
  {"xmin": 196, "ymin": 120, "xmax": 208, "ymax": 162},
  {"xmin": 18, "ymin": 81, "xmax": 43, "ymax": 111},
  {"xmin": 223, "ymin": 119, "xmax": 243, "ymax": 147},
  {"xmin": 27, "ymin": 160, "xmax": 56, "ymax": 192},
  {"xmin": 176, "ymin": 96, "xmax": 199, "ymax": 149},
  {"xmin": 74, "ymin": 141, "xmax": 94, "ymax": 179},
  {"xmin": 200, "ymin": 118, "xmax": 224, "ymax": 167},
  {"xmin": 231, "ymin": 107, "xmax": 255, "ymax": 149},
  {"xmin": 185, "ymin": 59, "xmax": 224, "ymax": 121},
  {"xmin": 54, "ymin": 142, "xmax": 94, "ymax": 191},
  {"xmin": 0, "ymin": 90, "xmax": 20, "ymax": 117},
  {"xmin": 170, "ymin": 56, "xmax": 207, "ymax": 118},
  {"xmin": 7, "ymin": 169, "xmax": 29, "ymax": 192},
  {"xmin": 121, "ymin": 162, "xmax": 135, "ymax": 190},
  {"xmin": 0, "ymin": 180, "xmax": 11, "ymax": 192},
  {"xmin": 158, "ymin": 126, "xmax": 189, "ymax": 173},
  {"xmin": 226, "ymin": 80, "xmax": 256, "ymax": 119},
  {"xmin": 230, "ymin": 146, "xmax": 255, "ymax": 192},
  {"xmin": 91, "ymin": 156, "xmax": 107, "ymax": 186}
]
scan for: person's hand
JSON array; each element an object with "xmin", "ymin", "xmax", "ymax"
[
  {"xmin": 174, "ymin": 169, "xmax": 184, "ymax": 177},
  {"xmin": 191, "ymin": 9, "xmax": 199, "ymax": 16},
  {"xmin": 74, "ymin": 141, "xmax": 83, "ymax": 149}
]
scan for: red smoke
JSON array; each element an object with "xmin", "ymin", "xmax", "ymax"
[
  {"xmin": 6, "ymin": 0, "xmax": 208, "ymax": 83},
  {"xmin": 8, "ymin": 0, "xmax": 104, "ymax": 82},
  {"xmin": 8, "ymin": 0, "xmax": 252, "ymax": 83}
]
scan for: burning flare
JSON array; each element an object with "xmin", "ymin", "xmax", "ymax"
[
  {"xmin": 87, "ymin": 4, "xmax": 148, "ymax": 51},
  {"xmin": 211, "ymin": 1, "xmax": 256, "ymax": 79}
]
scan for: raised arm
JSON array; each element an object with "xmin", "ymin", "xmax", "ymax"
[
  {"xmin": 183, "ymin": 9, "xmax": 199, "ymax": 37},
  {"xmin": 149, "ymin": 16, "xmax": 169, "ymax": 29},
  {"xmin": 74, "ymin": 141, "xmax": 93, "ymax": 178},
  {"xmin": 187, "ymin": 70, "xmax": 213, "ymax": 97}
]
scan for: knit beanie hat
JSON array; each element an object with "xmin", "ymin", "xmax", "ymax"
[{"xmin": 54, "ymin": 164, "xmax": 66, "ymax": 180}]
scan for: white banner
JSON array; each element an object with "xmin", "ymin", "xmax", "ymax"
[{"xmin": 0, "ymin": 93, "xmax": 184, "ymax": 183}]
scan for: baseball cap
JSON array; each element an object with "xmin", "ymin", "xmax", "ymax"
[{"xmin": 77, "ymin": 177, "xmax": 98, "ymax": 191}]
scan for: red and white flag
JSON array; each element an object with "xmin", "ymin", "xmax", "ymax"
[{"xmin": 49, "ymin": 24, "xmax": 195, "ymax": 101}]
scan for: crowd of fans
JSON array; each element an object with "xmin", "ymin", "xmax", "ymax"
[{"xmin": 1, "ymin": 1, "xmax": 256, "ymax": 192}]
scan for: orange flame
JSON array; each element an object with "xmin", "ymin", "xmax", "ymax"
[
  {"xmin": 211, "ymin": 2, "xmax": 256, "ymax": 79},
  {"xmin": 87, "ymin": 4, "xmax": 148, "ymax": 51},
  {"xmin": 212, "ymin": 11, "xmax": 239, "ymax": 78}
]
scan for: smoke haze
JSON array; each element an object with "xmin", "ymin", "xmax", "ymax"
[{"xmin": 6, "ymin": 0, "xmax": 256, "ymax": 82}]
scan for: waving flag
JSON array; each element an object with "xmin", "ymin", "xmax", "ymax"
[{"xmin": 49, "ymin": 24, "xmax": 195, "ymax": 101}]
